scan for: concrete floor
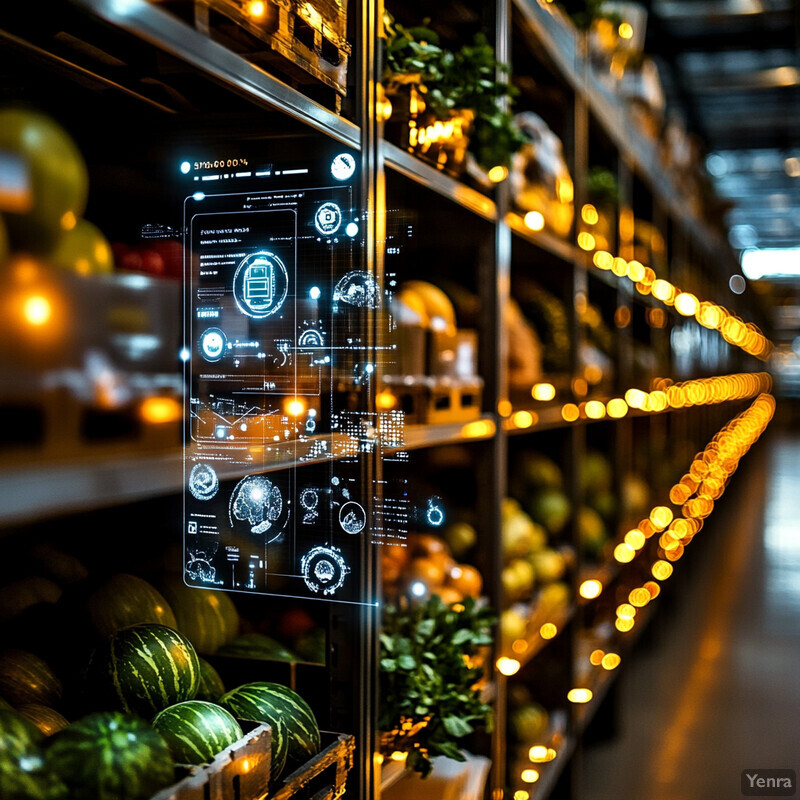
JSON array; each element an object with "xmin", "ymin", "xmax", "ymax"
[{"xmin": 580, "ymin": 429, "xmax": 800, "ymax": 800}]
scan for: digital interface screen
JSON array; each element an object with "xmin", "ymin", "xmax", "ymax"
[{"xmin": 181, "ymin": 148, "xmax": 404, "ymax": 606}]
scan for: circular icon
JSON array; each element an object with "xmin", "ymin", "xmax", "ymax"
[
  {"xmin": 230, "ymin": 475, "xmax": 284, "ymax": 535},
  {"xmin": 233, "ymin": 251, "xmax": 289, "ymax": 319},
  {"xmin": 301, "ymin": 546, "xmax": 349, "ymax": 595},
  {"xmin": 314, "ymin": 203, "xmax": 342, "ymax": 236},
  {"xmin": 331, "ymin": 152, "xmax": 356, "ymax": 181},
  {"xmin": 186, "ymin": 555, "xmax": 216, "ymax": 584},
  {"xmin": 189, "ymin": 463, "xmax": 220, "ymax": 500},
  {"xmin": 339, "ymin": 501, "xmax": 366, "ymax": 534},
  {"xmin": 200, "ymin": 327, "xmax": 227, "ymax": 361},
  {"xmin": 333, "ymin": 270, "xmax": 381, "ymax": 309},
  {"xmin": 300, "ymin": 488, "xmax": 319, "ymax": 510}
]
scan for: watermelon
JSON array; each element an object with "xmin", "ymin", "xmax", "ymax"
[
  {"xmin": 157, "ymin": 579, "xmax": 239, "ymax": 655},
  {"xmin": 16, "ymin": 704, "xmax": 69, "ymax": 737},
  {"xmin": 83, "ymin": 574, "xmax": 178, "ymax": 638},
  {"xmin": 0, "ymin": 576, "xmax": 62, "ymax": 624},
  {"xmin": 195, "ymin": 657, "xmax": 226, "ymax": 702},
  {"xmin": 0, "ymin": 649, "xmax": 62, "ymax": 708},
  {"xmin": 220, "ymin": 682, "xmax": 320, "ymax": 776},
  {"xmin": 86, "ymin": 623, "xmax": 200, "ymax": 718},
  {"xmin": 217, "ymin": 633, "xmax": 300, "ymax": 662},
  {"xmin": 45, "ymin": 712, "xmax": 174, "ymax": 800},
  {"xmin": 153, "ymin": 700, "xmax": 243, "ymax": 765}
]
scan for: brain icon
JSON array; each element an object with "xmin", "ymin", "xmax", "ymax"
[{"xmin": 231, "ymin": 475, "xmax": 283, "ymax": 534}]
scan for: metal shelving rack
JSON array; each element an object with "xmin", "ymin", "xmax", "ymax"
[{"xmin": 0, "ymin": 1, "xmax": 770, "ymax": 799}]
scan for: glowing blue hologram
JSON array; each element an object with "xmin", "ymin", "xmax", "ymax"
[
  {"xmin": 199, "ymin": 327, "xmax": 227, "ymax": 362},
  {"xmin": 186, "ymin": 554, "xmax": 216, "ymax": 584},
  {"xmin": 339, "ymin": 501, "xmax": 366, "ymax": 534},
  {"xmin": 298, "ymin": 328, "xmax": 325, "ymax": 347},
  {"xmin": 189, "ymin": 463, "xmax": 220, "ymax": 501},
  {"xmin": 230, "ymin": 475, "xmax": 283, "ymax": 535},
  {"xmin": 426, "ymin": 498, "xmax": 445, "ymax": 527},
  {"xmin": 331, "ymin": 476, "xmax": 340, "ymax": 486},
  {"xmin": 309, "ymin": 286, "xmax": 321, "ymax": 300},
  {"xmin": 180, "ymin": 161, "xmax": 191, "ymax": 174},
  {"xmin": 301, "ymin": 545, "xmax": 349, "ymax": 595},
  {"xmin": 300, "ymin": 488, "xmax": 319, "ymax": 524},
  {"xmin": 192, "ymin": 192, "xmax": 205, "ymax": 201},
  {"xmin": 215, "ymin": 425, "xmax": 228, "ymax": 439},
  {"xmin": 333, "ymin": 270, "xmax": 381, "ymax": 309},
  {"xmin": 345, "ymin": 222, "xmax": 359, "ymax": 237},
  {"xmin": 331, "ymin": 152, "xmax": 356, "ymax": 181},
  {"xmin": 314, "ymin": 202, "xmax": 342, "ymax": 235},
  {"xmin": 232, "ymin": 251, "xmax": 289, "ymax": 319},
  {"xmin": 305, "ymin": 419, "xmax": 316, "ymax": 434}
]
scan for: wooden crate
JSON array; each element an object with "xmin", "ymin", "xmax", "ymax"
[
  {"xmin": 271, "ymin": 732, "xmax": 355, "ymax": 800},
  {"xmin": 151, "ymin": 721, "xmax": 272, "ymax": 800},
  {"xmin": 155, "ymin": 0, "xmax": 350, "ymax": 109}
]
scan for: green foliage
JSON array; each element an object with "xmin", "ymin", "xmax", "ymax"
[
  {"xmin": 587, "ymin": 165, "xmax": 620, "ymax": 206},
  {"xmin": 379, "ymin": 595, "xmax": 495, "ymax": 778},
  {"xmin": 383, "ymin": 13, "xmax": 528, "ymax": 170}
]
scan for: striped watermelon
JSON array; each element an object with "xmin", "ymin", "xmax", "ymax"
[
  {"xmin": 0, "ymin": 648, "xmax": 62, "ymax": 708},
  {"xmin": 86, "ymin": 623, "xmax": 200, "ymax": 718},
  {"xmin": 195, "ymin": 657, "xmax": 226, "ymax": 702},
  {"xmin": 45, "ymin": 711, "xmax": 174, "ymax": 800},
  {"xmin": 17, "ymin": 704, "xmax": 70, "ymax": 736},
  {"xmin": 219, "ymin": 682, "xmax": 320, "ymax": 777},
  {"xmin": 152, "ymin": 700, "xmax": 243, "ymax": 764},
  {"xmin": 158, "ymin": 580, "xmax": 239, "ymax": 655},
  {"xmin": 84, "ymin": 574, "xmax": 177, "ymax": 638}
]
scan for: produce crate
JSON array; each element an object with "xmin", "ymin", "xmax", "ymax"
[
  {"xmin": 151, "ymin": 720, "xmax": 272, "ymax": 800},
  {"xmin": 154, "ymin": 0, "xmax": 350, "ymax": 111},
  {"xmin": 271, "ymin": 732, "xmax": 355, "ymax": 800}
]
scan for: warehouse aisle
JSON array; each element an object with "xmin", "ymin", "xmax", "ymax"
[{"xmin": 579, "ymin": 429, "xmax": 800, "ymax": 800}]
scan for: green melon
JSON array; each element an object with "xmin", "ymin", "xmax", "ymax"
[
  {"xmin": 153, "ymin": 701, "xmax": 243, "ymax": 765},
  {"xmin": 0, "ymin": 649, "xmax": 62, "ymax": 708},
  {"xmin": 16, "ymin": 704, "xmax": 69, "ymax": 737},
  {"xmin": 195, "ymin": 657, "xmax": 226, "ymax": 703},
  {"xmin": 220, "ymin": 682, "xmax": 320, "ymax": 777},
  {"xmin": 217, "ymin": 633, "xmax": 299, "ymax": 662},
  {"xmin": 86, "ymin": 623, "xmax": 199, "ymax": 718},
  {"xmin": 157, "ymin": 580, "xmax": 239, "ymax": 655},
  {"xmin": 45, "ymin": 712, "xmax": 174, "ymax": 800},
  {"xmin": 0, "ymin": 749, "xmax": 68, "ymax": 800},
  {"xmin": 84, "ymin": 574, "xmax": 177, "ymax": 638}
]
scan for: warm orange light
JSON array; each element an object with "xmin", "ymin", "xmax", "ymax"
[
  {"xmin": 625, "ymin": 388, "xmax": 647, "ymax": 409},
  {"xmin": 461, "ymin": 419, "xmax": 496, "ymax": 438},
  {"xmin": 140, "ymin": 396, "xmax": 182, "ymax": 424},
  {"xmin": 488, "ymin": 165, "xmax": 509, "ymax": 183},
  {"xmin": 614, "ymin": 542, "xmax": 636, "ymax": 563},
  {"xmin": 624, "ymin": 529, "xmax": 646, "ymax": 550},
  {"xmin": 585, "ymin": 400, "xmax": 606, "ymax": 419},
  {"xmin": 60, "ymin": 211, "xmax": 77, "ymax": 231},
  {"xmin": 611, "ymin": 257, "xmax": 628, "ymax": 277},
  {"xmin": 529, "ymin": 746, "xmax": 557, "ymax": 763},
  {"xmin": 644, "ymin": 580, "xmax": 661, "ymax": 598},
  {"xmin": 376, "ymin": 390, "xmax": 397, "ymax": 410},
  {"xmin": 532, "ymin": 382, "xmax": 556, "ymax": 401},
  {"xmin": 618, "ymin": 21, "xmax": 634, "ymax": 38},
  {"xmin": 391, "ymin": 751, "xmax": 407, "ymax": 762},
  {"xmin": 524, "ymin": 211, "xmax": 545, "ymax": 231},
  {"xmin": 247, "ymin": 0, "xmax": 266, "ymax": 16},
  {"xmin": 496, "ymin": 657, "xmax": 521, "ymax": 676},
  {"xmin": 615, "ymin": 617, "xmax": 635, "ymax": 632},
  {"xmin": 650, "ymin": 506, "xmax": 673, "ymax": 530},
  {"xmin": 567, "ymin": 688, "xmax": 593, "ymax": 703},
  {"xmin": 607, "ymin": 398, "xmax": 628, "ymax": 418},
  {"xmin": 579, "ymin": 579, "xmax": 603, "ymax": 599},
  {"xmin": 578, "ymin": 232, "xmax": 596, "ymax": 251},
  {"xmin": 514, "ymin": 791, "xmax": 531, "ymax": 800},
  {"xmin": 626, "ymin": 260, "xmax": 645, "ymax": 282},
  {"xmin": 617, "ymin": 603, "xmax": 636, "ymax": 620},
  {"xmin": 561, "ymin": 403, "xmax": 580, "ymax": 422},
  {"xmin": 602, "ymin": 652, "xmax": 621, "ymax": 670},
  {"xmin": 652, "ymin": 560, "xmax": 673, "ymax": 580},
  {"xmin": 590, "ymin": 649, "xmax": 605, "ymax": 665},
  {"xmin": 540, "ymin": 623, "xmax": 558, "ymax": 639},
  {"xmin": 629, "ymin": 587, "xmax": 651, "ymax": 607},
  {"xmin": 593, "ymin": 250, "xmax": 613, "ymax": 270},
  {"xmin": 284, "ymin": 397, "xmax": 306, "ymax": 417},
  {"xmin": 674, "ymin": 292, "xmax": 699, "ymax": 317},
  {"xmin": 511, "ymin": 410, "xmax": 535, "ymax": 429},
  {"xmin": 23, "ymin": 294, "xmax": 52, "ymax": 326},
  {"xmin": 581, "ymin": 204, "xmax": 599, "ymax": 225},
  {"xmin": 652, "ymin": 279, "xmax": 676, "ymax": 304},
  {"xmin": 498, "ymin": 399, "xmax": 513, "ymax": 417},
  {"xmin": 521, "ymin": 769, "xmax": 540, "ymax": 784},
  {"xmin": 584, "ymin": 365, "xmax": 603, "ymax": 384}
]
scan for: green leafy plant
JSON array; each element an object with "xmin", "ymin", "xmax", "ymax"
[
  {"xmin": 383, "ymin": 13, "xmax": 528, "ymax": 171},
  {"xmin": 379, "ymin": 595, "xmax": 495, "ymax": 778}
]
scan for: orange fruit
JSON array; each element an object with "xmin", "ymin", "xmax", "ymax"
[
  {"xmin": 446, "ymin": 563, "xmax": 483, "ymax": 597},
  {"xmin": 406, "ymin": 557, "xmax": 446, "ymax": 588}
]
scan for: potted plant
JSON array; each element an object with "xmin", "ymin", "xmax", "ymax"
[
  {"xmin": 382, "ymin": 12, "xmax": 528, "ymax": 178},
  {"xmin": 378, "ymin": 594, "xmax": 495, "ymax": 778}
]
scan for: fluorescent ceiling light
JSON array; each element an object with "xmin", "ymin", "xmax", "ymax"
[{"xmin": 741, "ymin": 247, "xmax": 800, "ymax": 279}]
